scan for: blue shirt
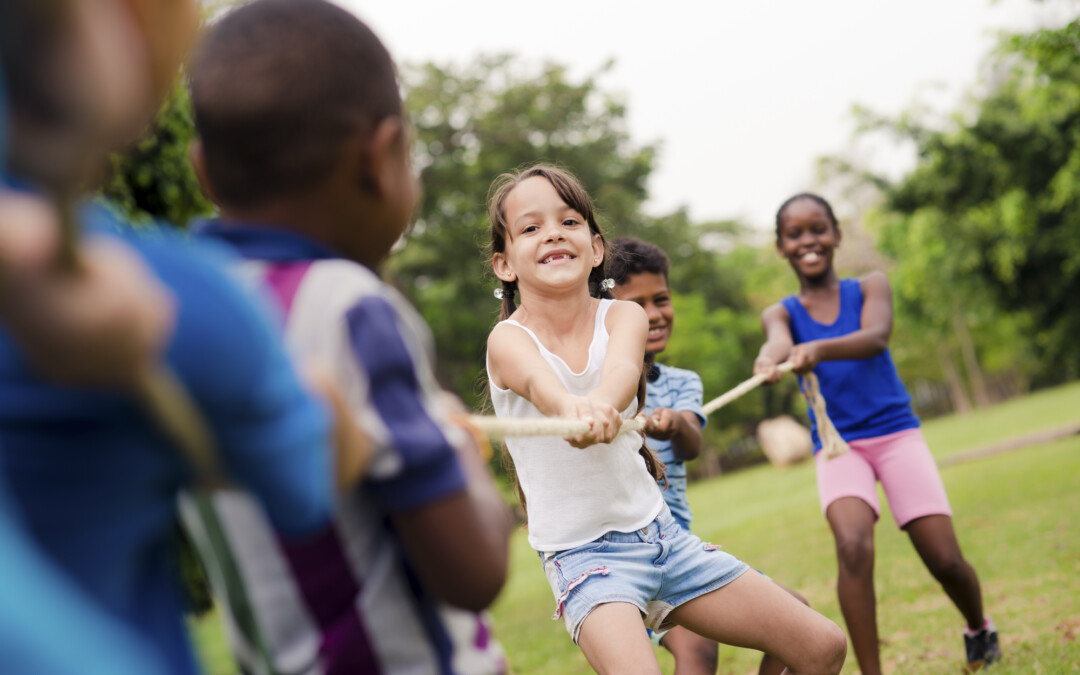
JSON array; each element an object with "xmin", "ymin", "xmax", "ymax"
[
  {"xmin": 0, "ymin": 199, "xmax": 335, "ymax": 674},
  {"xmin": 0, "ymin": 477, "xmax": 170, "ymax": 675},
  {"xmin": 781, "ymin": 277, "xmax": 919, "ymax": 452},
  {"xmin": 645, "ymin": 363, "xmax": 707, "ymax": 530},
  {"xmin": 1, "ymin": 73, "xmax": 165, "ymax": 675}
]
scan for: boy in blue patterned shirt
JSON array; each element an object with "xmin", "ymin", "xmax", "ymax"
[{"xmin": 185, "ymin": 2, "xmax": 512, "ymax": 672}]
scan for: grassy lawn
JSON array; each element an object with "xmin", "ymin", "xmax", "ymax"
[{"xmin": 192, "ymin": 381, "xmax": 1080, "ymax": 673}]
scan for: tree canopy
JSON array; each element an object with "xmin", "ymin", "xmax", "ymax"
[{"xmin": 849, "ymin": 18, "xmax": 1080, "ymax": 389}]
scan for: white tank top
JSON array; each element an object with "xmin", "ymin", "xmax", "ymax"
[{"xmin": 488, "ymin": 299, "xmax": 664, "ymax": 551}]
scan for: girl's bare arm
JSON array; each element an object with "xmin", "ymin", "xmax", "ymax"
[
  {"xmin": 592, "ymin": 300, "xmax": 648, "ymax": 412},
  {"xmin": 754, "ymin": 302, "xmax": 794, "ymax": 382},
  {"xmin": 487, "ymin": 323, "xmax": 569, "ymax": 416}
]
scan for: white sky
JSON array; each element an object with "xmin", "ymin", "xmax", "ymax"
[{"xmin": 336, "ymin": 0, "xmax": 1069, "ymax": 228}]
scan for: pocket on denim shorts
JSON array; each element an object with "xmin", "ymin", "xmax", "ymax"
[
  {"xmin": 549, "ymin": 539, "xmax": 608, "ymax": 567},
  {"xmin": 543, "ymin": 538, "xmax": 612, "ymax": 622},
  {"xmin": 542, "ymin": 539, "xmax": 608, "ymax": 593}
]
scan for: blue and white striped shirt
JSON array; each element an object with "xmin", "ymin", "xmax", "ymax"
[
  {"xmin": 188, "ymin": 222, "xmax": 504, "ymax": 675},
  {"xmin": 645, "ymin": 363, "xmax": 707, "ymax": 530}
]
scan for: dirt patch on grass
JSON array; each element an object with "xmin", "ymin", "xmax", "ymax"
[{"xmin": 939, "ymin": 421, "xmax": 1080, "ymax": 467}]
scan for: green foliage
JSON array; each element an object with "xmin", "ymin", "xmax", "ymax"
[
  {"xmin": 392, "ymin": 56, "xmax": 658, "ymax": 407},
  {"xmin": 174, "ymin": 524, "xmax": 214, "ymax": 617},
  {"xmin": 627, "ymin": 209, "xmax": 752, "ymax": 313},
  {"xmin": 868, "ymin": 19, "xmax": 1080, "ymax": 387},
  {"xmin": 101, "ymin": 79, "xmax": 214, "ymax": 227}
]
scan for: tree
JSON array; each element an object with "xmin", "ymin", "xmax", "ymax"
[
  {"xmin": 812, "ymin": 18, "xmax": 1080, "ymax": 401},
  {"xmin": 391, "ymin": 56, "xmax": 658, "ymax": 406},
  {"xmin": 876, "ymin": 19, "xmax": 1080, "ymax": 388}
]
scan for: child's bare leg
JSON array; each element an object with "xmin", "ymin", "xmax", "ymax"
[
  {"xmin": 667, "ymin": 571, "xmax": 846, "ymax": 675},
  {"xmin": 659, "ymin": 625, "xmax": 718, "ymax": 675},
  {"xmin": 757, "ymin": 582, "xmax": 813, "ymax": 675},
  {"xmin": 905, "ymin": 514, "xmax": 985, "ymax": 629},
  {"xmin": 758, "ymin": 649, "xmax": 785, "ymax": 675},
  {"xmin": 826, "ymin": 497, "xmax": 880, "ymax": 675},
  {"xmin": 577, "ymin": 602, "xmax": 661, "ymax": 675}
]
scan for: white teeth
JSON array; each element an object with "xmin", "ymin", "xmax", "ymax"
[
  {"xmin": 541, "ymin": 253, "xmax": 571, "ymax": 264},
  {"xmin": 802, "ymin": 252, "xmax": 821, "ymax": 263}
]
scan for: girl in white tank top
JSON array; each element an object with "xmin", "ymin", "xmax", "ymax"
[
  {"xmin": 488, "ymin": 297, "xmax": 663, "ymax": 551},
  {"xmin": 483, "ymin": 165, "xmax": 847, "ymax": 673}
]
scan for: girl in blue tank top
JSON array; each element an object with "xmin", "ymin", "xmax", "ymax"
[{"xmin": 754, "ymin": 193, "xmax": 999, "ymax": 674}]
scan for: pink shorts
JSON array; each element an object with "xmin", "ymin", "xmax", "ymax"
[{"xmin": 815, "ymin": 427, "xmax": 952, "ymax": 529}]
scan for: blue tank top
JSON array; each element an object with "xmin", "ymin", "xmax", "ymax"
[{"xmin": 781, "ymin": 278, "xmax": 919, "ymax": 452}]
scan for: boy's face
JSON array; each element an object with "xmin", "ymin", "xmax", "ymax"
[
  {"xmin": 612, "ymin": 271, "xmax": 674, "ymax": 354},
  {"xmin": 369, "ymin": 124, "xmax": 419, "ymax": 265}
]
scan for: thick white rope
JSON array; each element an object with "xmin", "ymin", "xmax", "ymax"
[
  {"xmin": 701, "ymin": 362, "xmax": 795, "ymax": 415},
  {"xmin": 461, "ymin": 413, "xmax": 648, "ymax": 441},
  {"xmin": 464, "ymin": 360, "xmax": 850, "ymax": 460},
  {"xmin": 700, "ymin": 361, "xmax": 847, "ymax": 458}
]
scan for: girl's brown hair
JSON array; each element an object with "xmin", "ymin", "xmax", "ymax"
[{"xmin": 485, "ymin": 164, "xmax": 665, "ymax": 513}]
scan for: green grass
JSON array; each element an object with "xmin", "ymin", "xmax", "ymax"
[
  {"xmin": 192, "ymin": 382, "xmax": 1080, "ymax": 674},
  {"xmin": 919, "ymin": 379, "xmax": 1080, "ymax": 460},
  {"xmin": 187, "ymin": 610, "xmax": 233, "ymax": 675}
]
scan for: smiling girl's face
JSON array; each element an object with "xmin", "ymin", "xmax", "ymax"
[
  {"xmin": 492, "ymin": 176, "xmax": 603, "ymax": 295},
  {"xmin": 776, "ymin": 197, "xmax": 841, "ymax": 282}
]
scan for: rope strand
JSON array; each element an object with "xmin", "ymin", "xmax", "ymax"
[
  {"xmin": 800, "ymin": 370, "xmax": 850, "ymax": 459},
  {"xmin": 701, "ymin": 362, "xmax": 794, "ymax": 415},
  {"xmin": 460, "ymin": 414, "xmax": 648, "ymax": 441},
  {"xmin": 467, "ymin": 361, "xmax": 850, "ymax": 460}
]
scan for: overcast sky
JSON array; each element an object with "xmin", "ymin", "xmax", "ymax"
[{"xmin": 336, "ymin": 0, "xmax": 1068, "ymax": 228}]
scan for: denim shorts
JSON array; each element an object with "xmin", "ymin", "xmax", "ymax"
[{"xmin": 539, "ymin": 506, "xmax": 749, "ymax": 643}]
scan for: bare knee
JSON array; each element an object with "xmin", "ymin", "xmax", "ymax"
[
  {"xmin": 794, "ymin": 620, "xmax": 847, "ymax": 675},
  {"xmin": 771, "ymin": 609, "xmax": 847, "ymax": 675},
  {"xmin": 681, "ymin": 641, "xmax": 718, "ymax": 674},
  {"xmin": 924, "ymin": 550, "xmax": 970, "ymax": 583},
  {"xmin": 664, "ymin": 629, "xmax": 718, "ymax": 675},
  {"xmin": 834, "ymin": 532, "xmax": 873, "ymax": 574},
  {"xmin": 819, "ymin": 621, "xmax": 848, "ymax": 674}
]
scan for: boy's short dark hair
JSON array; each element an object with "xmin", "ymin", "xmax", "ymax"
[
  {"xmin": 190, "ymin": 0, "xmax": 401, "ymax": 208},
  {"xmin": 608, "ymin": 236, "xmax": 670, "ymax": 286}
]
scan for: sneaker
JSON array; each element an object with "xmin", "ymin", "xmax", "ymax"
[
  {"xmin": 647, "ymin": 627, "xmax": 667, "ymax": 648},
  {"xmin": 964, "ymin": 618, "xmax": 1001, "ymax": 671}
]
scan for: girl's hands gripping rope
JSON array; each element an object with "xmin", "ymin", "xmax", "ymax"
[{"xmin": 560, "ymin": 394, "xmax": 622, "ymax": 448}]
